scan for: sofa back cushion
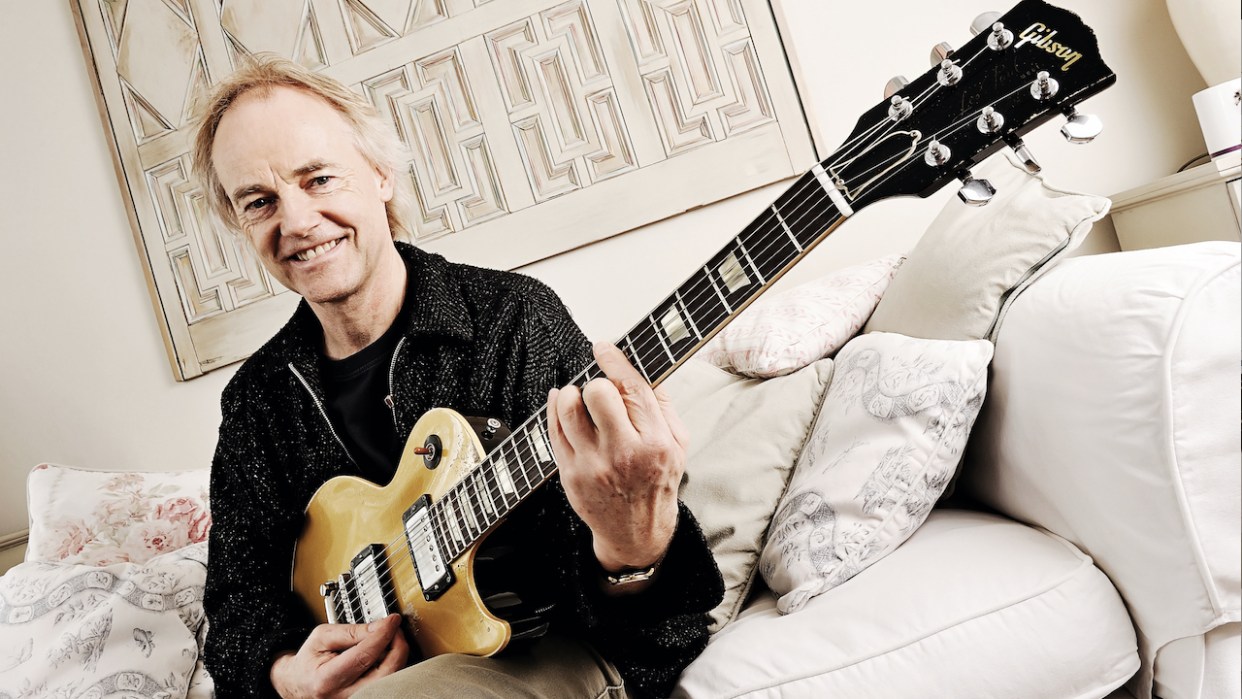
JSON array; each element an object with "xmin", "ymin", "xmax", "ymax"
[
  {"xmin": 961, "ymin": 241, "xmax": 1241, "ymax": 699},
  {"xmin": 25, "ymin": 464, "xmax": 211, "ymax": 566}
]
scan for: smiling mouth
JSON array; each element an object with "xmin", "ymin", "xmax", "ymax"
[{"xmin": 293, "ymin": 238, "xmax": 341, "ymax": 262}]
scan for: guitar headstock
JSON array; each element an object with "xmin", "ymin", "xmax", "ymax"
[{"xmin": 823, "ymin": 0, "xmax": 1115, "ymax": 211}]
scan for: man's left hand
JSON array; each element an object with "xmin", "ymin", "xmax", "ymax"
[{"xmin": 547, "ymin": 341, "xmax": 689, "ymax": 585}]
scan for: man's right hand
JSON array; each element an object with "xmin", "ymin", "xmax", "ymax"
[{"xmin": 270, "ymin": 614, "xmax": 408, "ymax": 698}]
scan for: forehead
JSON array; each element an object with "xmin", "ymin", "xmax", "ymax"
[{"xmin": 211, "ymin": 86, "xmax": 363, "ymax": 189}]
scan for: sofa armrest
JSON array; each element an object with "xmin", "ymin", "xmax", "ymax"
[{"xmin": 960, "ymin": 242, "xmax": 1240, "ymax": 699}]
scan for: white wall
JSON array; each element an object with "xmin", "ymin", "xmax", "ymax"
[{"xmin": 0, "ymin": 0, "xmax": 1207, "ymax": 539}]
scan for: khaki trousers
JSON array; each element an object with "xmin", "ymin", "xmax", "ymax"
[{"xmin": 353, "ymin": 634, "xmax": 629, "ymax": 699}]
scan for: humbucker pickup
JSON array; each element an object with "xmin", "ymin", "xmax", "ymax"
[{"xmin": 403, "ymin": 494, "xmax": 453, "ymax": 601}]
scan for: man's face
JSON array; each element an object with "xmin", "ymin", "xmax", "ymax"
[{"xmin": 211, "ymin": 86, "xmax": 394, "ymax": 307}]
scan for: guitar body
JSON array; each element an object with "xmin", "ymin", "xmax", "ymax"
[{"xmin": 292, "ymin": 408, "xmax": 510, "ymax": 659}]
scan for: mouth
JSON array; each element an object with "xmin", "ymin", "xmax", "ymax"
[{"xmin": 291, "ymin": 237, "xmax": 342, "ymax": 262}]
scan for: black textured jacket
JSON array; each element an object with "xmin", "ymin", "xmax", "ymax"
[{"xmin": 204, "ymin": 243, "xmax": 725, "ymax": 698}]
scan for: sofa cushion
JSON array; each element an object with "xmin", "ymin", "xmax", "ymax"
[
  {"xmin": 759, "ymin": 332, "xmax": 992, "ymax": 613},
  {"xmin": 697, "ymin": 254, "xmax": 903, "ymax": 378},
  {"xmin": 960, "ymin": 241, "xmax": 1241, "ymax": 699},
  {"xmin": 0, "ymin": 543, "xmax": 208, "ymax": 698},
  {"xmin": 25, "ymin": 464, "xmax": 211, "ymax": 566},
  {"xmin": 667, "ymin": 358, "xmax": 834, "ymax": 632},
  {"xmin": 674, "ymin": 510, "xmax": 1139, "ymax": 699},
  {"xmin": 863, "ymin": 150, "xmax": 1110, "ymax": 343}
]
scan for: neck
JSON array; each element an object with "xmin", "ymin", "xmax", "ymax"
[{"xmin": 311, "ymin": 243, "xmax": 408, "ymax": 359}]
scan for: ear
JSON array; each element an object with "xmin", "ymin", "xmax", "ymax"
[{"xmin": 376, "ymin": 164, "xmax": 395, "ymax": 203}]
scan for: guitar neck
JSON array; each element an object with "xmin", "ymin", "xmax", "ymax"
[{"xmin": 429, "ymin": 169, "xmax": 849, "ymax": 562}]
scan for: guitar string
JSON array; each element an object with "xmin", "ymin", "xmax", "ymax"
[{"xmin": 336, "ymin": 46, "xmax": 1049, "ymax": 610}]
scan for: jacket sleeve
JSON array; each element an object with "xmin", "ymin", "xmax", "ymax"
[
  {"xmin": 204, "ymin": 375, "xmax": 316, "ymax": 699},
  {"xmin": 506, "ymin": 279, "xmax": 727, "ymax": 699}
]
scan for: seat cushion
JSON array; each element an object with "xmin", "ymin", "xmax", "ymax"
[{"xmin": 673, "ymin": 510, "xmax": 1138, "ymax": 699}]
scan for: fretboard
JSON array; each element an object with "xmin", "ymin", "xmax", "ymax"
[{"xmin": 429, "ymin": 169, "xmax": 847, "ymax": 563}]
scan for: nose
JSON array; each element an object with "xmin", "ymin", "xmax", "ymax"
[{"xmin": 280, "ymin": 189, "xmax": 321, "ymax": 238}]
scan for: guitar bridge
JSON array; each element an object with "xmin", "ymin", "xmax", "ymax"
[{"xmin": 403, "ymin": 494, "xmax": 454, "ymax": 601}]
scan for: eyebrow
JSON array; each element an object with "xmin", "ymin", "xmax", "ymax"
[{"xmin": 229, "ymin": 161, "xmax": 341, "ymax": 204}]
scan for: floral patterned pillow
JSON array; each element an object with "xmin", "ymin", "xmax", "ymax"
[
  {"xmin": 0, "ymin": 543, "xmax": 207, "ymax": 698},
  {"xmin": 26, "ymin": 465, "xmax": 211, "ymax": 566}
]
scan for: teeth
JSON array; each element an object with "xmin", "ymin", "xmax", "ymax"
[{"xmin": 295, "ymin": 238, "xmax": 339, "ymax": 262}]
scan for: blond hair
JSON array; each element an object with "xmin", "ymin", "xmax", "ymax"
[{"xmin": 190, "ymin": 53, "xmax": 413, "ymax": 242}]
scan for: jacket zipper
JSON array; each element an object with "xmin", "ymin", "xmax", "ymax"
[
  {"xmin": 288, "ymin": 362, "xmax": 356, "ymax": 465},
  {"xmin": 384, "ymin": 336, "xmax": 407, "ymax": 433}
]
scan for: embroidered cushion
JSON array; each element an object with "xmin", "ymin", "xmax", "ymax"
[
  {"xmin": 698, "ymin": 254, "xmax": 903, "ymax": 378},
  {"xmin": 0, "ymin": 543, "xmax": 207, "ymax": 698},
  {"xmin": 759, "ymin": 332, "xmax": 992, "ymax": 613}
]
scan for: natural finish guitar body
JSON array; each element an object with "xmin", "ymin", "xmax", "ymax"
[{"xmin": 292, "ymin": 408, "xmax": 510, "ymax": 659}]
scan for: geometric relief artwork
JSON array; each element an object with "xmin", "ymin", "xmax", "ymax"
[{"xmin": 71, "ymin": 0, "xmax": 814, "ymax": 379}]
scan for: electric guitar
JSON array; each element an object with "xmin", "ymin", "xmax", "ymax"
[{"xmin": 292, "ymin": 0, "xmax": 1116, "ymax": 659}]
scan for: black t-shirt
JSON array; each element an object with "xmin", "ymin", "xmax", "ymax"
[{"xmin": 320, "ymin": 306, "xmax": 409, "ymax": 485}]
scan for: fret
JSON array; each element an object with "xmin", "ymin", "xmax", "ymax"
[
  {"xmin": 674, "ymin": 291, "xmax": 704, "ymax": 342},
  {"xmin": 453, "ymin": 489, "xmax": 478, "ymax": 540},
  {"xmin": 705, "ymin": 242, "xmax": 763, "ymax": 316},
  {"xmin": 703, "ymin": 264, "xmax": 732, "ymax": 313},
  {"xmin": 473, "ymin": 471, "xmax": 496, "ymax": 519},
  {"xmin": 440, "ymin": 499, "xmax": 465, "ymax": 550},
  {"xmin": 623, "ymin": 316, "xmax": 673, "ymax": 382},
  {"xmin": 508, "ymin": 439, "xmax": 535, "ymax": 497},
  {"xmin": 649, "ymin": 314, "xmax": 677, "ymax": 363},
  {"xmin": 774, "ymin": 172, "xmax": 840, "ymax": 249},
  {"xmin": 735, "ymin": 240, "xmax": 765, "ymax": 286},
  {"xmin": 622, "ymin": 336, "xmax": 652, "ymax": 383},
  {"xmin": 527, "ymin": 420, "xmax": 554, "ymax": 465},
  {"xmin": 491, "ymin": 451, "xmax": 518, "ymax": 504},
  {"xmin": 737, "ymin": 210, "xmax": 798, "ymax": 283},
  {"xmin": 466, "ymin": 472, "xmax": 493, "ymax": 525},
  {"xmin": 771, "ymin": 205, "xmax": 804, "ymax": 252},
  {"xmin": 679, "ymin": 272, "xmax": 729, "ymax": 342},
  {"xmin": 650, "ymin": 295, "xmax": 699, "ymax": 367}
]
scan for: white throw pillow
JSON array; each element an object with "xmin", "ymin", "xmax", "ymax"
[
  {"xmin": 760, "ymin": 332, "xmax": 992, "ymax": 613},
  {"xmin": 697, "ymin": 254, "xmax": 903, "ymax": 378},
  {"xmin": 667, "ymin": 358, "xmax": 835, "ymax": 631},
  {"xmin": 25, "ymin": 464, "xmax": 211, "ymax": 566},
  {"xmin": 864, "ymin": 151, "xmax": 1110, "ymax": 342},
  {"xmin": 0, "ymin": 543, "xmax": 207, "ymax": 697}
]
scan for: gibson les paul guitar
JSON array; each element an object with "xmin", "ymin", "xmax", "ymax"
[{"xmin": 292, "ymin": 0, "xmax": 1116, "ymax": 659}]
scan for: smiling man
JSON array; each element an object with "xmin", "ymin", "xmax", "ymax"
[{"xmin": 191, "ymin": 55, "xmax": 723, "ymax": 699}]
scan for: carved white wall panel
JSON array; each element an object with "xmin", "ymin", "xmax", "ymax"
[{"xmin": 71, "ymin": 0, "xmax": 814, "ymax": 379}]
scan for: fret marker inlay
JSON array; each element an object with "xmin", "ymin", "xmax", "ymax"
[
  {"xmin": 718, "ymin": 253, "xmax": 749, "ymax": 292},
  {"xmin": 494, "ymin": 456, "xmax": 517, "ymax": 495},
  {"xmin": 660, "ymin": 307, "xmax": 691, "ymax": 344}
]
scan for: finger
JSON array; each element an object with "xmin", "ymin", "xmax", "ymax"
[
  {"xmin": 359, "ymin": 621, "xmax": 409, "ymax": 681},
  {"xmin": 592, "ymin": 342, "xmax": 669, "ymax": 437},
  {"xmin": 653, "ymin": 384, "xmax": 690, "ymax": 451},
  {"xmin": 581, "ymin": 377, "xmax": 640, "ymax": 447},
  {"xmin": 592, "ymin": 341, "xmax": 647, "ymax": 386},
  {"xmin": 554, "ymin": 383, "xmax": 598, "ymax": 451},
  {"xmin": 545, "ymin": 389, "xmax": 573, "ymax": 459},
  {"xmin": 321, "ymin": 616, "xmax": 401, "ymax": 687},
  {"xmin": 305, "ymin": 622, "xmax": 373, "ymax": 653}
]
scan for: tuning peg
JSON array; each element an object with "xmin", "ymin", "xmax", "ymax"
[
  {"xmin": 976, "ymin": 106, "xmax": 1004, "ymax": 134},
  {"xmin": 1007, "ymin": 137, "xmax": 1041, "ymax": 174},
  {"xmin": 884, "ymin": 76, "xmax": 910, "ymax": 100},
  {"xmin": 970, "ymin": 12, "xmax": 1002, "ymax": 36},
  {"xmin": 888, "ymin": 95, "xmax": 913, "ymax": 122},
  {"xmin": 1061, "ymin": 108, "xmax": 1103, "ymax": 144},
  {"xmin": 1030, "ymin": 71, "xmax": 1059, "ymax": 101},
  {"xmin": 924, "ymin": 140, "xmax": 951, "ymax": 167},
  {"xmin": 937, "ymin": 59, "xmax": 962, "ymax": 87},
  {"xmin": 986, "ymin": 22, "xmax": 1014, "ymax": 50},
  {"xmin": 930, "ymin": 42, "xmax": 954, "ymax": 67},
  {"xmin": 958, "ymin": 172, "xmax": 996, "ymax": 206}
]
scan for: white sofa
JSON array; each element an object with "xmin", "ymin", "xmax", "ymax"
[
  {"xmin": 4, "ymin": 242, "xmax": 1238, "ymax": 699},
  {"xmin": 673, "ymin": 241, "xmax": 1240, "ymax": 699}
]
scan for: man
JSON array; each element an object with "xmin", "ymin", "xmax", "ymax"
[{"xmin": 193, "ymin": 54, "xmax": 724, "ymax": 699}]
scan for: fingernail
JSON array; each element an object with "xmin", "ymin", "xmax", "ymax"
[{"xmin": 593, "ymin": 341, "xmax": 612, "ymax": 354}]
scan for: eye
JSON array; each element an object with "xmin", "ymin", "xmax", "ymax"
[
  {"xmin": 244, "ymin": 197, "xmax": 273, "ymax": 212},
  {"xmin": 310, "ymin": 175, "xmax": 333, "ymax": 187}
]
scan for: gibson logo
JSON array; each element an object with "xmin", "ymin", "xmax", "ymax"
[{"xmin": 1015, "ymin": 23, "xmax": 1082, "ymax": 71}]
